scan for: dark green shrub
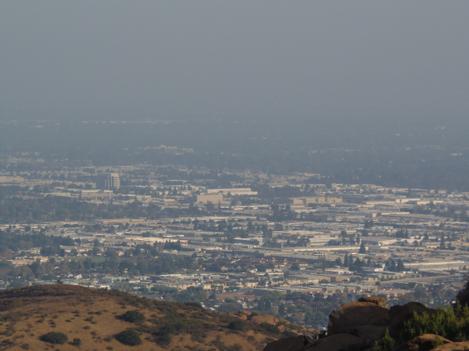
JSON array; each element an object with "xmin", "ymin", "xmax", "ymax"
[
  {"xmin": 402, "ymin": 305, "xmax": 469, "ymax": 341},
  {"xmin": 154, "ymin": 323, "xmax": 182, "ymax": 345},
  {"xmin": 115, "ymin": 329, "xmax": 142, "ymax": 346},
  {"xmin": 153, "ymin": 315, "xmax": 207, "ymax": 346},
  {"xmin": 117, "ymin": 310, "xmax": 145, "ymax": 324},
  {"xmin": 39, "ymin": 332, "xmax": 68, "ymax": 344},
  {"xmin": 372, "ymin": 329, "xmax": 395, "ymax": 351},
  {"xmin": 184, "ymin": 302, "xmax": 203, "ymax": 309},
  {"xmin": 70, "ymin": 338, "xmax": 81, "ymax": 346},
  {"xmin": 227, "ymin": 320, "xmax": 246, "ymax": 331},
  {"xmin": 155, "ymin": 328, "xmax": 172, "ymax": 346},
  {"xmin": 259, "ymin": 322, "xmax": 279, "ymax": 334}
]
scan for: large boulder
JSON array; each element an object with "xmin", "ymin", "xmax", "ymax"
[
  {"xmin": 263, "ymin": 335, "xmax": 315, "ymax": 351},
  {"xmin": 353, "ymin": 325, "xmax": 387, "ymax": 342},
  {"xmin": 431, "ymin": 341, "xmax": 469, "ymax": 351},
  {"xmin": 306, "ymin": 333, "xmax": 365, "ymax": 351},
  {"xmin": 403, "ymin": 334, "xmax": 451, "ymax": 351},
  {"xmin": 358, "ymin": 296, "xmax": 388, "ymax": 308},
  {"xmin": 327, "ymin": 301, "xmax": 390, "ymax": 335},
  {"xmin": 388, "ymin": 302, "xmax": 434, "ymax": 338}
]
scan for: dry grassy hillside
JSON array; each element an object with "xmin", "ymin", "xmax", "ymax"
[{"xmin": 0, "ymin": 285, "xmax": 289, "ymax": 351}]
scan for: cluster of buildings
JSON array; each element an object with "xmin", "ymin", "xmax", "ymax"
[{"xmin": 1, "ymin": 164, "xmax": 468, "ymax": 326}]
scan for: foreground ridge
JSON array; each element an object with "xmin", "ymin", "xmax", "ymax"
[{"xmin": 0, "ymin": 284, "xmax": 292, "ymax": 351}]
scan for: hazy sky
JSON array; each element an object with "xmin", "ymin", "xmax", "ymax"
[{"xmin": 0, "ymin": 1, "xmax": 468, "ymax": 123}]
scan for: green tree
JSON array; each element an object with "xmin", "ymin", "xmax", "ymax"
[{"xmin": 373, "ymin": 329, "xmax": 395, "ymax": 351}]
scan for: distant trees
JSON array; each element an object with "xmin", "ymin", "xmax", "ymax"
[
  {"xmin": 0, "ymin": 193, "xmax": 206, "ymax": 224},
  {"xmin": 0, "ymin": 230, "xmax": 74, "ymax": 253},
  {"xmin": 395, "ymin": 229, "xmax": 409, "ymax": 239},
  {"xmin": 343, "ymin": 254, "xmax": 352, "ymax": 267},
  {"xmin": 339, "ymin": 230, "xmax": 360, "ymax": 245},
  {"xmin": 385, "ymin": 258, "xmax": 405, "ymax": 272},
  {"xmin": 290, "ymin": 262, "xmax": 301, "ymax": 271},
  {"xmin": 343, "ymin": 254, "xmax": 370, "ymax": 272},
  {"xmin": 22, "ymin": 250, "xmax": 196, "ymax": 283},
  {"xmin": 359, "ymin": 242, "xmax": 367, "ymax": 254},
  {"xmin": 175, "ymin": 287, "xmax": 207, "ymax": 304},
  {"xmin": 270, "ymin": 204, "xmax": 295, "ymax": 221},
  {"xmin": 163, "ymin": 241, "xmax": 182, "ymax": 251}
]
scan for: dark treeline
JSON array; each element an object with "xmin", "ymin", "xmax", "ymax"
[
  {"xmin": 0, "ymin": 195, "xmax": 205, "ymax": 224},
  {"xmin": 0, "ymin": 230, "xmax": 74, "ymax": 253}
]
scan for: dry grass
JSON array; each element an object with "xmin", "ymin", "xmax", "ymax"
[{"xmin": 0, "ymin": 285, "xmax": 282, "ymax": 351}]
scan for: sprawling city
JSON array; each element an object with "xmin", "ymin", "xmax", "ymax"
[
  {"xmin": 1, "ymin": 132, "xmax": 468, "ymax": 329},
  {"xmin": 1, "ymin": 2, "xmax": 469, "ymax": 350}
]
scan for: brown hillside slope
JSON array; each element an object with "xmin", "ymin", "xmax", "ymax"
[{"xmin": 0, "ymin": 285, "xmax": 285, "ymax": 351}]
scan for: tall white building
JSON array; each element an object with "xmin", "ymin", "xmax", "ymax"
[{"xmin": 97, "ymin": 172, "xmax": 120, "ymax": 191}]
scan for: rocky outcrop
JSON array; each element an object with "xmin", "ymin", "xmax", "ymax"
[
  {"xmin": 263, "ymin": 287, "xmax": 466, "ymax": 351},
  {"xmin": 309, "ymin": 333, "xmax": 365, "ymax": 351},
  {"xmin": 403, "ymin": 334, "xmax": 451, "ymax": 351},
  {"xmin": 432, "ymin": 341, "xmax": 469, "ymax": 351},
  {"xmin": 388, "ymin": 302, "xmax": 434, "ymax": 338},
  {"xmin": 358, "ymin": 296, "xmax": 388, "ymax": 308},
  {"xmin": 263, "ymin": 335, "xmax": 315, "ymax": 351},
  {"xmin": 264, "ymin": 279, "xmax": 469, "ymax": 351},
  {"xmin": 264, "ymin": 295, "xmax": 392, "ymax": 351},
  {"xmin": 327, "ymin": 300, "xmax": 389, "ymax": 336}
]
